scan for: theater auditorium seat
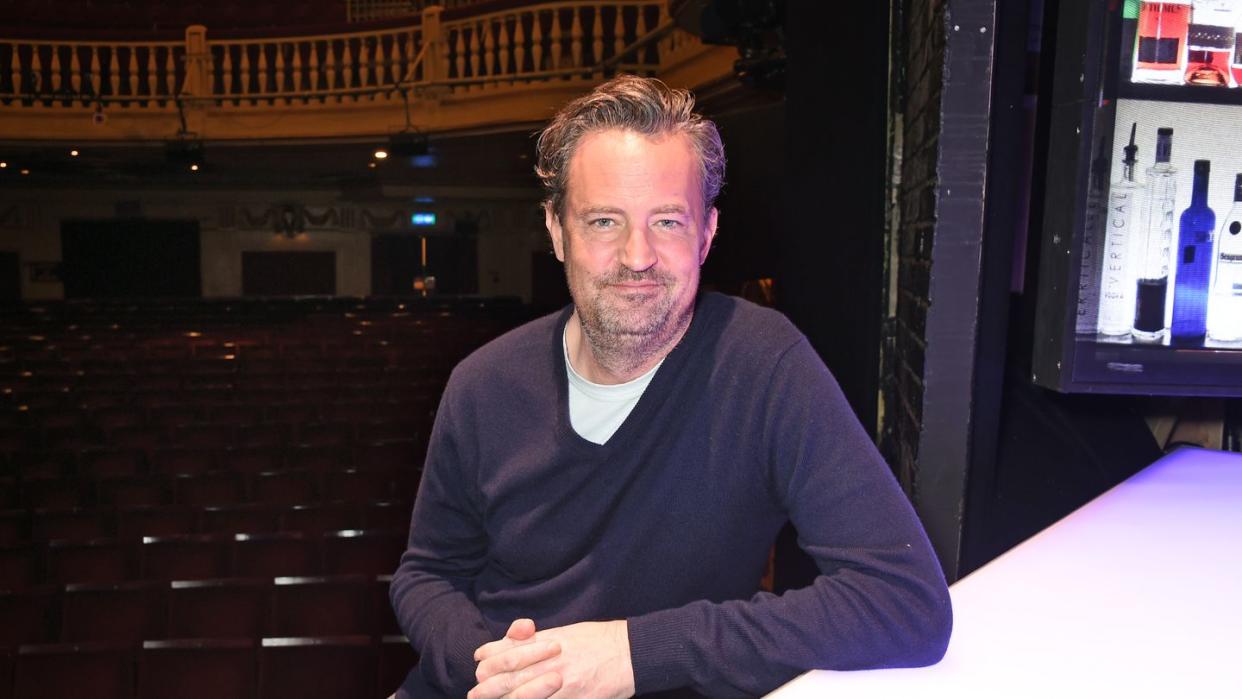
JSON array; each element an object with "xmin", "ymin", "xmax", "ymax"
[
  {"xmin": 167, "ymin": 578, "xmax": 270, "ymax": 639},
  {"xmin": 258, "ymin": 636, "xmax": 375, "ymax": 699},
  {"xmin": 138, "ymin": 639, "xmax": 258, "ymax": 699},
  {"xmin": 60, "ymin": 580, "xmax": 167, "ymax": 643},
  {"xmin": 12, "ymin": 642, "xmax": 134, "ymax": 699}
]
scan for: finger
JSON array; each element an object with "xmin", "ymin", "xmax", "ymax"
[
  {"xmin": 475, "ymin": 641, "xmax": 561, "ymax": 684},
  {"xmin": 507, "ymin": 618, "xmax": 537, "ymax": 641},
  {"xmin": 475, "ymin": 619, "xmax": 539, "ymax": 661},
  {"xmin": 504, "ymin": 671, "xmax": 563, "ymax": 699},
  {"xmin": 468, "ymin": 663, "xmax": 544, "ymax": 699}
]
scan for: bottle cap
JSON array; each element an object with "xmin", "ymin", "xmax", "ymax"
[
  {"xmin": 1195, "ymin": 159, "xmax": 1210, "ymax": 176},
  {"xmin": 1155, "ymin": 128, "xmax": 1173, "ymax": 163}
]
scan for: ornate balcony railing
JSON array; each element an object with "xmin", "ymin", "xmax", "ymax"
[{"xmin": 0, "ymin": 1, "xmax": 731, "ymax": 140}]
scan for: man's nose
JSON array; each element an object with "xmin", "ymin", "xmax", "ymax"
[{"xmin": 620, "ymin": 226, "xmax": 657, "ymax": 272}]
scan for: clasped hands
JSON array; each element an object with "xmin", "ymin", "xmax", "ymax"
[{"xmin": 467, "ymin": 618, "xmax": 635, "ymax": 699}]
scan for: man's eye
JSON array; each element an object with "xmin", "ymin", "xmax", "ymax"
[
  {"xmin": 589, "ymin": 219, "xmax": 617, "ymax": 229},
  {"xmin": 654, "ymin": 219, "xmax": 684, "ymax": 230}
]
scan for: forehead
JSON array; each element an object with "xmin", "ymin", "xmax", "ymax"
[{"xmin": 565, "ymin": 129, "xmax": 702, "ymax": 210}]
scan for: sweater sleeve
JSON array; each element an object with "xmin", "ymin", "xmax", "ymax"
[
  {"xmin": 626, "ymin": 338, "xmax": 952, "ymax": 696},
  {"xmin": 390, "ymin": 385, "xmax": 495, "ymax": 695}
]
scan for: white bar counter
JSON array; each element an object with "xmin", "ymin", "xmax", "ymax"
[{"xmin": 767, "ymin": 447, "xmax": 1242, "ymax": 698}]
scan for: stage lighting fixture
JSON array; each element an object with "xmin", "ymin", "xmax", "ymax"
[
  {"xmin": 165, "ymin": 140, "xmax": 205, "ymax": 168},
  {"xmin": 388, "ymin": 132, "xmax": 430, "ymax": 158}
]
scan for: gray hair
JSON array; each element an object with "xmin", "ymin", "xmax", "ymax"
[{"xmin": 535, "ymin": 74, "xmax": 726, "ymax": 222}]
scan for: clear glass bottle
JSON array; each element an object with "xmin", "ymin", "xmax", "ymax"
[
  {"xmin": 1098, "ymin": 124, "xmax": 1143, "ymax": 337},
  {"xmin": 1134, "ymin": 1, "xmax": 1193, "ymax": 84},
  {"xmin": 1184, "ymin": 0, "xmax": 1236, "ymax": 86},
  {"xmin": 1207, "ymin": 174, "xmax": 1242, "ymax": 342},
  {"xmin": 1133, "ymin": 128, "xmax": 1177, "ymax": 343},
  {"xmin": 1171, "ymin": 159, "xmax": 1215, "ymax": 345}
]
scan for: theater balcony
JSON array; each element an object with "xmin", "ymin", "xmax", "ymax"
[{"xmin": 0, "ymin": 1, "xmax": 735, "ymax": 142}]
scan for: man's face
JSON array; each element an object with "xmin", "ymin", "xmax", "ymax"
[{"xmin": 546, "ymin": 129, "xmax": 718, "ymax": 354}]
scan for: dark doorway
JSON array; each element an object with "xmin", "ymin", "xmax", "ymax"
[
  {"xmin": 241, "ymin": 251, "xmax": 336, "ymax": 296},
  {"xmin": 0, "ymin": 251, "xmax": 19, "ymax": 301},
  {"xmin": 371, "ymin": 230, "xmax": 478, "ymax": 296},
  {"xmin": 60, "ymin": 220, "xmax": 201, "ymax": 298}
]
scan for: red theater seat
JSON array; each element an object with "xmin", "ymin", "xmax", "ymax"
[
  {"xmin": 46, "ymin": 539, "xmax": 130, "ymax": 585},
  {"xmin": 174, "ymin": 471, "xmax": 244, "ymax": 506},
  {"xmin": 150, "ymin": 447, "xmax": 214, "ymax": 475},
  {"xmin": 258, "ymin": 636, "xmax": 376, "ymax": 699},
  {"xmin": 138, "ymin": 639, "xmax": 258, "ymax": 699},
  {"xmin": 232, "ymin": 532, "xmax": 318, "ymax": 578},
  {"xmin": 251, "ymin": 469, "xmax": 317, "ymax": 506},
  {"xmin": 32, "ymin": 508, "xmax": 114, "ymax": 542},
  {"xmin": 0, "ymin": 544, "xmax": 41, "ymax": 589},
  {"xmin": 117, "ymin": 506, "xmax": 198, "ymax": 541},
  {"xmin": 13, "ymin": 642, "xmax": 134, "ymax": 699},
  {"xmin": 60, "ymin": 580, "xmax": 167, "ymax": 643},
  {"xmin": 218, "ymin": 446, "xmax": 283, "ymax": 475},
  {"xmin": 270, "ymin": 575, "xmax": 370, "ymax": 637},
  {"xmin": 201, "ymin": 504, "xmax": 280, "ymax": 536},
  {"xmin": 0, "ymin": 587, "xmax": 58, "ymax": 646},
  {"xmin": 167, "ymin": 578, "xmax": 271, "ymax": 639},
  {"xmin": 378, "ymin": 635, "xmax": 418, "ymax": 697},
  {"xmin": 280, "ymin": 503, "xmax": 357, "ymax": 536},
  {"xmin": 140, "ymin": 534, "xmax": 230, "ymax": 581},
  {"xmin": 98, "ymin": 475, "xmax": 172, "ymax": 507},
  {"xmin": 321, "ymin": 529, "xmax": 404, "ymax": 577},
  {"xmin": 79, "ymin": 448, "xmax": 145, "ymax": 479}
]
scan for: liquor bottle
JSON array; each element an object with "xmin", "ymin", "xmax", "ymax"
[
  {"xmin": 1098, "ymin": 124, "xmax": 1143, "ymax": 337},
  {"xmin": 1133, "ymin": 128, "xmax": 1177, "ymax": 343},
  {"xmin": 1171, "ymin": 159, "xmax": 1215, "ymax": 344},
  {"xmin": 1233, "ymin": 12, "xmax": 1242, "ymax": 86},
  {"xmin": 1184, "ymin": 0, "xmax": 1236, "ymax": 86},
  {"xmin": 1207, "ymin": 175, "xmax": 1242, "ymax": 342},
  {"xmin": 1134, "ymin": 1, "xmax": 1192, "ymax": 84}
]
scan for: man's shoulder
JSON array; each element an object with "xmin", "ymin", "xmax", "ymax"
[
  {"xmin": 697, "ymin": 292, "xmax": 805, "ymax": 355},
  {"xmin": 450, "ymin": 306, "xmax": 565, "ymax": 386}
]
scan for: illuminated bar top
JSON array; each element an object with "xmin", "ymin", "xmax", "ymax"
[{"xmin": 767, "ymin": 447, "xmax": 1242, "ymax": 697}]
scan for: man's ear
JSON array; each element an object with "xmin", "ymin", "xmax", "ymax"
[
  {"xmin": 699, "ymin": 207, "xmax": 719, "ymax": 265},
  {"xmin": 545, "ymin": 202, "xmax": 566, "ymax": 262}
]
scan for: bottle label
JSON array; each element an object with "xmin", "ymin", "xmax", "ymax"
[
  {"xmin": 1187, "ymin": 23, "xmax": 1233, "ymax": 49},
  {"xmin": 1138, "ymin": 37, "xmax": 1182, "ymax": 63}
]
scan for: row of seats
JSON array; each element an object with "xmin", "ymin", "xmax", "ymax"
[
  {"xmin": 2, "ymin": 417, "xmax": 424, "ymax": 453},
  {"xmin": 0, "ymin": 528, "xmax": 406, "ymax": 589},
  {"xmin": 0, "ymin": 635, "xmax": 415, "ymax": 699},
  {"xmin": 1, "ymin": 464, "xmax": 416, "ymax": 511},
  {"xmin": 2, "ymin": 436, "xmax": 421, "ymax": 474},
  {"xmin": 2, "ymin": 574, "xmax": 400, "ymax": 645},
  {"xmin": 0, "ymin": 500, "xmax": 410, "ymax": 545}
]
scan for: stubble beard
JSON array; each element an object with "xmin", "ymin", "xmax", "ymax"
[{"xmin": 570, "ymin": 265, "xmax": 696, "ymax": 377}]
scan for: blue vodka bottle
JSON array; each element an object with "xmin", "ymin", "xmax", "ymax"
[{"xmin": 1171, "ymin": 159, "xmax": 1215, "ymax": 345}]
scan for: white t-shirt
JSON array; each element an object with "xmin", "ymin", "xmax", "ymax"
[{"xmin": 563, "ymin": 327, "xmax": 662, "ymax": 444}]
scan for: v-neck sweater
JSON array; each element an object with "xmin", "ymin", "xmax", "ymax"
[{"xmin": 391, "ymin": 292, "xmax": 952, "ymax": 697}]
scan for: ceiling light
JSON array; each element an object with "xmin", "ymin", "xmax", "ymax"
[
  {"xmin": 190, "ymin": 164, "xmax": 199, "ymax": 171},
  {"xmin": 70, "ymin": 149, "xmax": 79, "ymax": 157},
  {"xmin": 373, "ymin": 149, "xmax": 389, "ymax": 160},
  {"xmin": 0, "ymin": 162, "xmax": 7, "ymax": 168},
  {"xmin": 20, "ymin": 168, "xmax": 29, "ymax": 175}
]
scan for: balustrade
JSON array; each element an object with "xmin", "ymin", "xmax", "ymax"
[{"xmin": 0, "ymin": 0, "xmax": 715, "ymax": 125}]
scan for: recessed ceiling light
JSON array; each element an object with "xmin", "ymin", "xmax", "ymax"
[
  {"xmin": 368, "ymin": 162, "xmax": 377, "ymax": 169},
  {"xmin": 373, "ymin": 149, "xmax": 389, "ymax": 160},
  {"xmin": 20, "ymin": 168, "xmax": 30, "ymax": 175},
  {"xmin": 70, "ymin": 149, "xmax": 79, "ymax": 157},
  {"xmin": 0, "ymin": 162, "xmax": 7, "ymax": 168},
  {"xmin": 190, "ymin": 164, "xmax": 199, "ymax": 171}
]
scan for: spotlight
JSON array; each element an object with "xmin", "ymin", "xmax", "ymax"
[
  {"xmin": 373, "ymin": 149, "xmax": 389, "ymax": 160},
  {"xmin": 190, "ymin": 164, "xmax": 199, "ymax": 172},
  {"xmin": 0, "ymin": 162, "xmax": 7, "ymax": 168},
  {"xmin": 388, "ymin": 132, "xmax": 429, "ymax": 158},
  {"xmin": 70, "ymin": 149, "xmax": 79, "ymax": 157}
]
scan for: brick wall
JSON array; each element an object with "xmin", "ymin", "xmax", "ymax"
[{"xmin": 881, "ymin": 0, "xmax": 947, "ymax": 500}]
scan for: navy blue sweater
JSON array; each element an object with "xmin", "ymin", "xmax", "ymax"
[{"xmin": 390, "ymin": 293, "xmax": 951, "ymax": 697}]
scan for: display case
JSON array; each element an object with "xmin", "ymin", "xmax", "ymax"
[{"xmin": 1033, "ymin": 0, "xmax": 1242, "ymax": 395}]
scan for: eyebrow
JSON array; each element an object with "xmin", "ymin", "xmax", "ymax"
[{"xmin": 575, "ymin": 204, "xmax": 690, "ymax": 218}]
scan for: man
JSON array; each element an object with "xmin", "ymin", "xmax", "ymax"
[{"xmin": 390, "ymin": 75, "xmax": 951, "ymax": 698}]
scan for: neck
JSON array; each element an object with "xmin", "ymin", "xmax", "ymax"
[{"xmin": 565, "ymin": 307, "xmax": 692, "ymax": 384}]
